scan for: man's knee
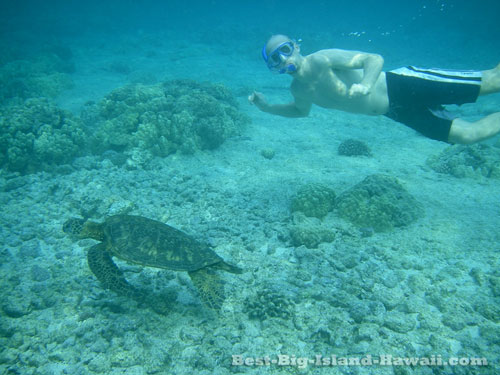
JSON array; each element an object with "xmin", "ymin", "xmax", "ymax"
[
  {"xmin": 448, "ymin": 114, "xmax": 500, "ymax": 144},
  {"xmin": 480, "ymin": 62, "xmax": 500, "ymax": 95}
]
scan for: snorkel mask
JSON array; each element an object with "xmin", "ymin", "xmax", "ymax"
[{"xmin": 262, "ymin": 40, "xmax": 298, "ymax": 74}]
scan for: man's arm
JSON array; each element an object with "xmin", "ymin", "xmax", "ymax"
[
  {"xmin": 248, "ymin": 91, "xmax": 311, "ymax": 118},
  {"xmin": 317, "ymin": 49, "xmax": 384, "ymax": 97}
]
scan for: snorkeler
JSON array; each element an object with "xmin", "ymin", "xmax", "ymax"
[{"xmin": 249, "ymin": 34, "xmax": 500, "ymax": 144}]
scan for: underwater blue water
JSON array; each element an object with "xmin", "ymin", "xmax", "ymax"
[
  {"xmin": 2, "ymin": 1, "xmax": 499, "ymax": 63},
  {"xmin": 1, "ymin": 1, "xmax": 499, "ymax": 374}
]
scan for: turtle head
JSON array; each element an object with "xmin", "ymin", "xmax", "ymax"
[
  {"xmin": 63, "ymin": 218, "xmax": 104, "ymax": 240},
  {"xmin": 63, "ymin": 218, "xmax": 86, "ymax": 236}
]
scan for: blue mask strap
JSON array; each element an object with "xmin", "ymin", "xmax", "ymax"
[{"xmin": 261, "ymin": 45, "xmax": 268, "ymax": 62}]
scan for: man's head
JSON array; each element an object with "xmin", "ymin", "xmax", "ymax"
[{"xmin": 262, "ymin": 34, "xmax": 300, "ymax": 74}]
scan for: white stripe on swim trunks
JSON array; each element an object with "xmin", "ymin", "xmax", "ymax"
[{"xmin": 390, "ymin": 66, "xmax": 482, "ymax": 84}]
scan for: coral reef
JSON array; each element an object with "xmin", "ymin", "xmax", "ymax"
[
  {"xmin": 0, "ymin": 98, "xmax": 86, "ymax": 173},
  {"xmin": 337, "ymin": 138, "xmax": 372, "ymax": 157},
  {"xmin": 87, "ymin": 80, "xmax": 249, "ymax": 156},
  {"xmin": 244, "ymin": 289, "xmax": 295, "ymax": 321},
  {"xmin": 336, "ymin": 174, "xmax": 423, "ymax": 232},
  {"xmin": 0, "ymin": 52, "xmax": 74, "ymax": 103},
  {"xmin": 290, "ymin": 183, "xmax": 336, "ymax": 219},
  {"xmin": 426, "ymin": 144, "xmax": 500, "ymax": 179}
]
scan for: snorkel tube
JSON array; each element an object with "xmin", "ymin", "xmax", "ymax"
[{"xmin": 278, "ymin": 63, "xmax": 296, "ymax": 74}]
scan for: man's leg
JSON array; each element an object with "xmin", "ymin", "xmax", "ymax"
[
  {"xmin": 448, "ymin": 113, "xmax": 500, "ymax": 144},
  {"xmin": 480, "ymin": 63, "xmax": 500, "ymax": 95},
  {"xmin": 448, "ymin": 63, "xmax": 500, "ymax": 144}
]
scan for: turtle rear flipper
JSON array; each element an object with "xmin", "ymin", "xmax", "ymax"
[
  {"xmin": 87, "ymin": 243, "xmax": 143, "ymax": 302},
  {"xmin": 188, "ymin": 268, "xmax": 225, "ymax": 311}
]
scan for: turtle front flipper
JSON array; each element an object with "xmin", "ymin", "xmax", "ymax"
[
  {"xmin": 215, "ymin": 260, "xmax": 243, "ymax": 274},
  {"xmin": 87, "ymin": 243, "xmax": 143, "ymax": 302},
  {"xmin": 188, "ymin": 268, "xmax": 225, "ymax": 311}
]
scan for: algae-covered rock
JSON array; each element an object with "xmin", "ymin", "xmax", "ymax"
[
  {"xmin": 383, "ymin": 311, "xmax": 416, "ymax": 333},
  {"xmin": 0, "ymin": 98, "xmax": 86, "ymax": 173},
  {"xmin": 290, "ymin": 225, "xmax": 335, "ymax": 249},
  {"xmin": 426, "ymin": 144, "xmax": 500, "ymax": 179},
  {"xmin": 88, "ymin": 79, "xmax": 249, "ymax": 156},
  {"xmin": 338, "ymin": 138, "xmax": 372, "ymax": 157},
  {"xmin": 479, "ymin": 322, "xmax": 500, "ymax": 345},
  {"xmin": 489, "ymin": 276, "xmax": 500, "ymax": 297},
  {"xmin": 474, "ymin": 300, "xmax": 500, "ymax": 323},
  {"xmin": 336, "ymin": 174, "xmax": 423, "ymax": 232},
  {"xmin": 291, "ymin": 183, "xmax": 336, "ymax": 219}
]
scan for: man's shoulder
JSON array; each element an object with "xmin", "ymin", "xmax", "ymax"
[
  {"xmin": 307, "ymin": 48, "xmax": 363, "ymax": 63},
  {"xmin": 309, "ymin": 48, "xmax": 357, "ymax": 56}
]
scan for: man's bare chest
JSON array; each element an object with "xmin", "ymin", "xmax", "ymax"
[{"xmin": 292, "ymin": 71, "xmax": 351, "ymax": 104}]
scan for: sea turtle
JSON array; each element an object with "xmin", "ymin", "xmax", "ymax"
[{"xmin": 63, "ymin": 214, "xmax": 242, "ymax": 310}]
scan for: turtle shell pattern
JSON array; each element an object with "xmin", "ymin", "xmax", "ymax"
[{"xmin": 102, "ymin": 215, "xmax": 222, "ymax": 271}]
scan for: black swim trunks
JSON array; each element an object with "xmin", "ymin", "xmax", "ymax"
[{"xmin": 384, "ymin": 66, "xmax": 482, "ymax": 142}]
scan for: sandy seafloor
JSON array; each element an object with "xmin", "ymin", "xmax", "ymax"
[{"xmin": 1, "ymin": 28, "xmax": 500, "ymax": 375}]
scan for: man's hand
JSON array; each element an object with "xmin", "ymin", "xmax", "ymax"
[
  {"xmin": 249, "ymin": 90, "xmax": 311, "ymax": 117},
  {"xmin": 348, "ymin": 83, "xmax": 370, "ymax": 98},
  {"xmin": 248, "ymin": 91, "xmax": 268, "ymax": 111}
]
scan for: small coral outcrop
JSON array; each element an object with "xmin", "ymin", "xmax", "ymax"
[
  {"xmin": 244, "ymin": 289, "xmax": 295, "ymax": 321},
  {"xmin": 290, "ymin": 183, "xmax": 336, "ymax": 219},
  {"xmin": 336, "ymin": 174, "xmax": 423, "ymax": 232},
  {"xmin": 338, "ymin": 139, "xmax": 372, "ymax": 157},
  {"xmin": 0, "ymin": 98, "xmax": 86, "ymax": 173},
  {"xmin": 0, "ymin": 52, "xmax": 74, "ymax": 103},
  {"xmin": 426, "ymin": 144, "xmax": 500, "ymax": 179}
]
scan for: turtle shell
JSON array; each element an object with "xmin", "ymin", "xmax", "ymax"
[{"xmin": 102, "ymin": 215, "xmax": 222, "ymax": 271}]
